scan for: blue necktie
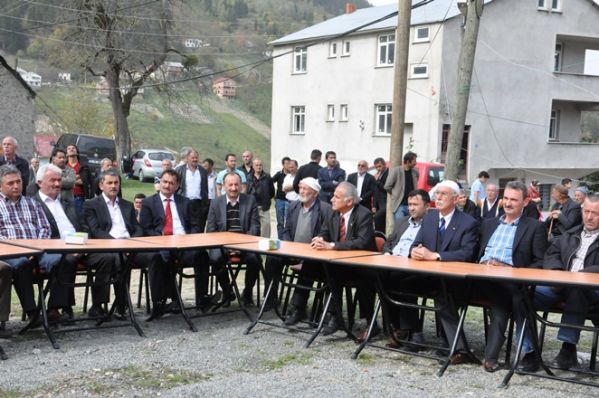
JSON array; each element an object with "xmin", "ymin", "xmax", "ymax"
[{"xmin": 439, "ymin": 217, "xmax": 446, "ymax": 240}]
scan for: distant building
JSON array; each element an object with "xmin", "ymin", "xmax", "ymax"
[
  {"xmin": 212, "ymin": 77, "xmax": 237, "ymax": 98},
  {"xmin": 58, "ymin": 72, "xmax": 71, "ymax": 82},
  {"xmin": 270, "ymin": 0, "xmax": 599, "ymax": 188},
  {"xmin": 0, "ymin": 55, "xmax": 36, "ymax": 159},
  {"xmin": 16, "ymin": 67, "xmax": 42, "ymax": 87}
]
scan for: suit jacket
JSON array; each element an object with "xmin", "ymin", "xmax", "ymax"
[
  {"xmin": 34, "ymin": 193, "xmax": 81, "ymax": 238},
  {"xmin": 83, "ymin": 195, "xmax": 143, "ymax": 238},
  {"xmin": 0, "ymin": 155, "xmax": 29, "ymax": 195},
  {"xmin": 206, "ymin": 193, "xmax": 260, "ymax": 236},
  {"xmin": 373, "ymin": 167, "xmax": 389, "ymax": 211},
  {"xmin": 175, "ymin": 164, "xmax": 209, "ymax": 205},
  {"xmin": 317, "ymin": 166, "xmax": 346, "ymax": 202},
  {"xmin": 382, "ymin": 215, "xmax": 412, "ymax": 254},
  {"xmin": 318, "ymin": 204, "xmax": 377, "ymax": 251},
  {"xmin": 544, "ymin": 224, "xmax": 599, "ymax": 273},
  {"xmin": 385, "ymin": 166, "xmax": 419, "ymax": 213},
  {"xmin": 477, "ymin": 198, "xmax": 504, "ymax": 219},
  {"xmin": 139, "ymin": 192, "xmax": 199, "ymax": 236},
  {"xmin": 347, "ymin": 172, "xmax": 375, "ymax": 209},
  {"xmin": 282, "ymin": 199, "xmax": 332, "ymax": 242},
  {"xmin": 293, "ymin": 161, "xmax": 321, "ymax": 193},
  {"xmin": 546, "ymin": 198, "xmax": 582, "ymax": 236},
  {"xmin": 477, "ymin": 216, "xmax": 548, "ymax": 268},
  {"xmin": 411, "ymin": 209, "xmax": 479, "ymax": 262}
]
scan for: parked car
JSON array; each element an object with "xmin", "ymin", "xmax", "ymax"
[
  {"xmin": 131, "ymin": 149, "xmax": 176, "ymax": 182},
  {"xmin": 369, "ymin": 161, "xmax": 445, "ymax": 192},
  {"xmin": 54, "ymin": 133, "xmax": 117, "ymax": 176}
]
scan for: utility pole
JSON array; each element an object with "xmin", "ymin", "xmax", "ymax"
[
  {"xmin": 445, "ymin": 0, "xmax": 483, "ymax": 181},
  {"xmin": 386, "ymin": 0, "xmax": 412, "ymax": 234}
]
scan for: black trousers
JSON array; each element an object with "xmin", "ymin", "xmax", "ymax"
[
  {"xmin": 148, "ymin": 249, "xmax": 208, "ymax": 303},
  {"xmin": 264, "ymin": 256, "xmax": 319, "ymax": 305},
  {"xmin": 209, "ymin": 248, "xmax": 262, "ymax": 296},
  {"xmin": 189, "ymin": 199, "xmax": 209, "ymax": 232}
]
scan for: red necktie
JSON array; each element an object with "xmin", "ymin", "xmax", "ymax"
[
  {"xmin": 339, "ymin": 215, "xmax": 346, "ymax": 242},
  {"xmin": 164, "ymin": 198, "xmax": 173, "ymax": 236}
]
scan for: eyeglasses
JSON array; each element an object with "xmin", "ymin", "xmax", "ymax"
[{"xmin": 357, "ymin": 164, "xmax": 368, "ymax": 168}]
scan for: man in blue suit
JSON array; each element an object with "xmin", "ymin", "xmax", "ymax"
[{"xmin": 317, "ymin": 151, "xmax": 345, "ymax": 203}]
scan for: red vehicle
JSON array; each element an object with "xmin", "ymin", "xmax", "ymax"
[{"xmin": 369, "ymin": 161, "xmax": 445, "ymax": 193}]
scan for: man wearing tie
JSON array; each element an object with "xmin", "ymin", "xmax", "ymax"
[{"xmin": 347, "ymin": 160, "xmax": 375, "ymax": 211}]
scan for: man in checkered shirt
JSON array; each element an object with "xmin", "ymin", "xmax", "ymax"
[{"xmin": 0, "ymin": 165, "xmax": 64, "ymax": 325}]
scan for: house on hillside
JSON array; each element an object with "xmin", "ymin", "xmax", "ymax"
[
  {"xmin": 16, "ymin": 67, "xmax": 42, "ymax": 87},
  {"xmin": 212, "ymin": 77, "xmax": 237, "ymax": 98},
  {"xmin": 270, "ymin": 0, "xmax": 599, "ymax": 197},
  {"xmin": 0, "ymin": 55, "xmax": 36, "ymax": 159}
]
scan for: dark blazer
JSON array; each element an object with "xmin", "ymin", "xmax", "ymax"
[
  {"xmin": 459, "ymin": 199, "xmax": 480, "ymax": 221},
  {"xmin": 282, "ymin": 199, "xmax": 332, "ymax": 242},
  {"xmin": 34, "ymin": 193, "xmax": 81, "ymax": 238},
  {"xmin": 544, "ymin": 224, "xmax": 599, "ymax": 273},
  {"xmin": 477, "ymin": 216, "xmax": 548, "ymax": 268},
  {"xmin": 318, "ymin": 204, "xmax": 377, "ymax": 251},
  {"xmin": 0, "ymin": 155, "xmax": 29, "ymax": 195},
  {"xmin": 385, "ymin": 166, "xmax": 419, "ymax": 213},
  {"xmin": 293, "ymin": 161, "xmax": 322, "ymax": 193},
  {"xmin": 83, "ymin": 195, "xmax": 143, "ymax": 238},
  {"xmin": 411, "ymin": 209, "xmax": 479, "ymax": 262},
  {"xmin": 373, "ymin": 167, "xmax": 389, "ymax": 211},
  {"xmin": 247, "ymin": 172, "xmax": 275, "ymax": 211},
  {"xmin": 206, "ymin": 193, "xmax": 260, "ymax": 236},
  {"xmin": 175, "ymin": 164, "xmax": 209, "ymax": 205},
  {"xmin": 317, "ymin": 166, "xmax": 346, "ymax": 203},
  {"xmin": 347, "ymin": 172, "xmax": 375, "ymax": 209},
  {"xmin": 382, "ymin": 215, "xmax": 412, "ymax": 254},
  {"xmin": 139, "ymin": 193, "xmax": 199, "ymax": 236},
  {"xmin": 546, "ymin": 198, "xmax": 582, "ymax": 236}
]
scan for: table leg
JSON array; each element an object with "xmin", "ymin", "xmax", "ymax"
[
  {"xmin": 305, "ymin": 292, "xmax": 333, "ymax": 349},
  {"xmin": 0, "ymin": 344, "xmax": 6, "ymax": 360},
  {"xmin": 171, "ymin": 266, "xmax": 197, "ymax": 332},
  {"xmin": 353, "ymin": 299, "xmax": 382, "ymax": 359},
  {"xmin": 226, "ymin": 260, "xmax": 254, "ymax": 322}
]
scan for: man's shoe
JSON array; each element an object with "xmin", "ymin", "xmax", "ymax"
[
  {"xmin": 112, "ymin": 309, "xmax": 130, "ymax": 321},
  {"xmin": 517, "ymin": 351, "xmax": 541, "ymax": 372},
  {"xmin": 165, "ymin": 301, "xmax": 181, "ymax": 314},
  {"xmin": 88, "ymin": 305, "xmax": 108, "ymax": 319},
  {"xmin": 146, "ymin": 302, "xmax": 166, "ymax": 322},
  {"xmin": 0, "ymin": 321, "xmax": 5, "ymax": 331},
  {"xmin": 47, "ymin": 308, "xmax": 67, "ymax": 324},
  {"xmin": 483, "ymin": 359, "xmax": 501, "ymax": 373},
  {"xmin": 553, "ymin": 346, "xmax": 578, "ymax": 370},
  {"xmin": 402, "ymin": 332, "xmax": 427, "ymax": 353},
  {"xmin": 284, "ymin": 308, "xmax": 307, "ymax": 326},
  {"xmin": 240, "ymin": 294, "xmax": 255, "ymax": 307},
  {"xmin": 218, "ymin": 292, "xmax": 236, "ymax": 309},
  {"xmin": 449, "ymin": 351, "xmax": 478, "ymax": 365},
  {"xmin": 322, "ymin": 315, "xmax": 343, "ymax": 336},
  {"xmin": 356, "ymin": 322, "xmax": 381, "ymax": 344},
  {"xmin": 198, "ymin": 291, "xmax": 222, "ymax": 313}
]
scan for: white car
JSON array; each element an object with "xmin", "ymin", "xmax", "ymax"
[{"xmin": 131, "ymin": 149, "xmax": 175, "ymax": 182}]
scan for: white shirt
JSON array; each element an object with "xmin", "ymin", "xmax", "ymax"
[
  {"xmin": 185, "ymin": 165, "xmax": 202, "ymax": 200},
  {"xmin": 356, "ymin": 173, "xmax": 366, "ymax": 198},
  {"xmin": 207, "ymin": 171, "xmax": 217, "ymax": 200},
  {"xmin": 103, "ymin": 193, "xmax": 130, "ymax": 239},
  {"xmin": 283, "ymin": 173, "xmax": 299, "ymax": 201},
  {"xmin": 39, "ymin": 192, "xmax": 76, "ymax": 239},
  {"xmin": 340, "ymin": 207, "xmax": 354, "ymax": 237},
  {"xmin": 160, "ymin": 193, "xmax": 186, "ymax": 235}
]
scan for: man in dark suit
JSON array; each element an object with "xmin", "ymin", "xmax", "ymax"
[
  {"xmin": 206, "ymin": 172, "xmax": 261, "ymax": 306},
  {"xmin": 84, "ymin": 169, "xmax": 161, "ymax": 319},
  {"xmin": 0, "ymin": 136, "xmax": 29, "ymax": 195},
  {"xmin": 262, "ymin": 177, "xmax": 331, "ymax": 320},
  {"xmin": 347, "ymin": 160, "xmax": 375, "ymax": 211},
  {"xmin": 372, "ymin": 157, "xmax": 389, "ymax": 232},
  {"xmin": 476, "ymin": 184, "xmax": 504, "ymax": 219},
  {"xmin": 309, "ymin": 182, "xmax": 378, "ymax": 336},
  {"xmin": 475, "ymin": 181, "xmax": 548, "ymax": 372},
  {"xmin": 408, "ymin": 180, "xmax": 479, "ymax": 364},
  {"xmin": 317, "ymin": 151, "xmax": 346, "ymax": 203},
  {"xmin": 140, "ymin": 169, "xmax": 216, "ymax": 319},
  {"xmin": 175, "ymin": 149, "xmax": 209, "ymax": 232},
  {"xmin": 293, "ymin": 149, "xmax": 322, "ymax": 193},
  {"xmin": 546, "ymin": 184, "xmax": 582, "ymax": 239}
]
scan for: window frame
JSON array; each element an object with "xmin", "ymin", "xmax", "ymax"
[
  {"xmin": 549, "ymin": 109, "xmax": 560, "ymax": 141},
  {"xmin": 329, "ymin": 42, "xmax": 338, "ymax": 58},
  {"xmin": 291, "ymin": 106, "xmax": 306, "ymax": 135},
  {"xmin": 554, "ymin": 42, "xmax": 563, "ymax": 72},
  {"xmin": 377, "ymin": 33, "xmax": 396, "ymax": 67},
  {"xmin": 342, "ymin": 40, "xmax": 351, "ymax": 56},
  {"xmin": 538, "ymin": 0, "xmax": 562, "ymax": 12},
  {"xmin": 414, "ymin": 26, "xmax": 430, "ymax": 43},
  {"xmin": 326, "ymin": 104, "xmax": 335, "ymax": 122},
  {"xmin": 293, "ymin": 47, "xmax": 307, "ymax": 74},
  {"xmin": 410, "ymin": 63, "xmax": 429, "ymax": 79},
  {"xmin": 340, "ymin": 104, "xmax": 348, "ymax": 122},
  {"xmin": 374, "ymin": 104, "xmax": 393, "ymax": 136}
]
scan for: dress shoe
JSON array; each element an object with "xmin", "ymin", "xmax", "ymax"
[
  {"xmin": 146, "ymin": 302, "xmax": 166, "ymax": 322},
  {"xmin": 553, "ymin": 346, "xmax": 578, "ymax": 370},
  {"xmin": 198, "ymin": 291, "xmax": 222, "ymax": 313},
  {"xmin": 88, "ymin": 305, "xmax": 108, "ymax": 319},
  {"xmin": 218, "ymin": 292, "xmax": 236, "ymax": 308},
  {"xmin": 449, "ymin": 351, "xmax": 478, "ymax": 365},
  {"xmin": 0, "ymin": 321, "xmax": 5, "ymax": 331},
  {"xmin": 112, "ymin": 309, "xmax": 130, "ymax": 321},
  {"xmin": 165, "ymin": 301, "xmax": 181, "ymax": 314},
  {"xmin": 284, "ymin": 308, "xmax": 307, "ymax": 326},
  {"xmin": 47, "ymin": 308, "xmax": 68, "ymax": 324},
  {"xmin": 26, "ymin": 311, "xmax": 42, "ymax": 329},
  {"xmin": 517, "ymin": 351, "xmax": 541, "ymax": 372},
  {"xmin": 240, "ymin": 293, "xmax": 255, "ymax": 307},
  {"xmin": 322, "ymin": 315, "xmax": 343, "ymax": 336},
  {"xmin": 483, "ymin": 359, "xmax": 501, "ymax": 373},
  {"xmin": 356, "ymin": 322, "xmax": 381, "ymax": 344}
]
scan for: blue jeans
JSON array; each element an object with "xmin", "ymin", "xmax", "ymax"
[
  {"xmin": 393, "ymin": 204, "xmax": 409, "ymax": 221},
  {"xmin": 74, "ymin": 196, "xmax": 85, "ymax": 218},
  {"xmin": 5, "ymin": 253, "xmax": 62, "ymax": 272},
  {"xmin": 517, "ymin": 286, "xmax": 599, "ymax": 353},
  {"xmin": 275, "ymin": 199, "xmax": 288, "ymax": 239}
]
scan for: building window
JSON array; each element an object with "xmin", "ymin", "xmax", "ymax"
[
  {"xmin": 340, "ymin": 104, "xmax": 348, "ymax": 122},
  {"xmin": 293, "ymin": 47, "xmax": 307, "ymax": 73},
  {"xmin": 327, "ymin": 105, "xmax": 335, "ymax": 121},
  {"xmin": 375, "ymin": 104, "xmax": 392, "ymax": 135},
  {"xmin": 538, "ymin": 0, "xmax": 561, "ymax": 12},
  {"xmin": 291, "ymin": 106, "xmax": 305, "ymax": 134},
  {"xmin": 329, "ymin": 42, "xmax": 337, "ymax": 58},
  {"xmin": 414, "ymin": 26, "xmax": 430, "ymax": 43},
  {"xmin": 549, "ymin": 109, "xmax": 560, "ymax": 140},
  {"xmin": 342, "ymin": 40, "xmax": 351, "ymax": 56},
  {"xmin": 410, "ymin": 64, "xmax": 429, "ymax": 79},
  {"xmin": 554, "ymin": 42, "xmax": 563, "ymax": 72},
  {"xmin": 377, "ymin": 34, "xmax": 395, "ymax": 66}
]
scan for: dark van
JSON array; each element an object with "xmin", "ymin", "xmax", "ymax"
[{"xmin": 54, "ymin": 133, "xmax": 117, "ymax": 174}]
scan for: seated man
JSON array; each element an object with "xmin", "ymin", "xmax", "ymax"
[
  {"xmin": 206, "ymin": 172, "xmax": 261, "ymax": 306},
  {"xmin": 381, "ymin": 189, "xmax": 430, "ymax": 349},
  {"xmin": 84, "ymin": 169, "xmax": 161, "ymax": 319},
  {"xmin": 0, "ymin": 165, "xmax": 64, "ymax": 324},
  {"xmin": 477, "ymin": 184, "xmax": 504, "ymax": 219},
  {"xmin": 409, "ymin": 180, "xmax": 479, "ymax": 364},
  {"xmin": 519, "ymin": 194, "xmax": 599, "ymax": 372},
  {"xmin": 545, "ymin": 184, "xmax": 582, "ymax": 239},
  {"xmin": 475, "ymin": 181, "xmax": 547, "ymax": 372},
  {"xmin": 262, "ymin": 177, "xmax": 331, "ymax": 318}
]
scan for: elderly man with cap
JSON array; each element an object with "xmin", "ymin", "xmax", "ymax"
[
  {"xmin": 574, "ymin": 186, "xmax": 590, "ymax": 205},
  {"xmin": 263, "ymin": 177, "xmax": 332, "ymax": 315},
  {"xmin": 405, "ymin": 180, "xmax": 479, "ymax": 364}
]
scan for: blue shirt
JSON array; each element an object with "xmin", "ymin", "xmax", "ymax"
[
  {"xmin": 469, "ymin": 179, "xmax": 486, "ymax": 202},
  {"xmin": 480, "ymin": 215, "xmax": 520, "ymax": 266},
  {"xmin": 392, "ymin": 217, "xmax": 422, "ymax": 257}
]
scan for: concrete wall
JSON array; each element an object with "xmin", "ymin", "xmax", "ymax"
[{"xmin": 0, "ymin": 66, "xmax": 35, "ymax": 160}]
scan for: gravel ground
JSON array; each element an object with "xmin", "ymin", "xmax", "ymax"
[{"xmin": 1, "ymin": 276, "xmax": 599, "ymax": 398}]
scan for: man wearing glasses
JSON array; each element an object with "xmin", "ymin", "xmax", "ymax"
[{"xmin": 347, "ymin": 160, "xmax": 375, "ymax": 211}]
